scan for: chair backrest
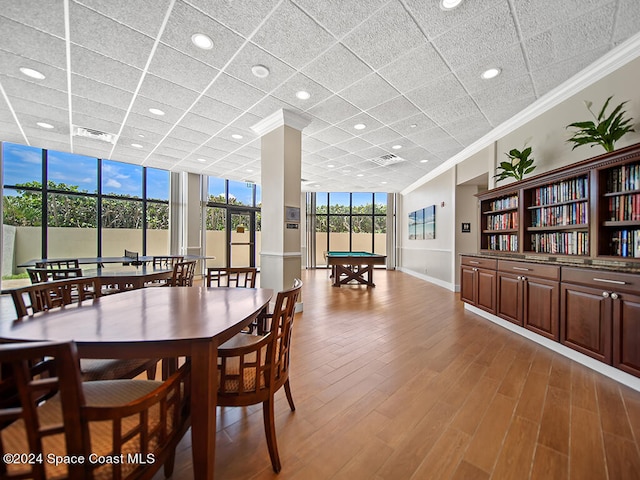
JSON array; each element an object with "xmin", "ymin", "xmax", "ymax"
[
  {"xmin": 35, "ymin": 259, "xmax": 80, "ymax": 269},
  {"xmin": 27, "ymin": 267, "xmax": 83, "ymax": 284},
  {"xmin": 170, "ymin": 260, "xmax": 197, "ymax": 286},
  {"xmin": 206, "ymin": 267, "xmax": 257, "ymax": 288},
  {"xmin": 153, "ymin": 255, "xmax": 184, "ymax": 268},
  {"xmin": 10, "ymin": 277, "xmax": 102, "ymax": 317},
  {"xmin": 0, "ymin": 341, "xmax": 88, "ymax": 479},
  {"xmin": 0, "ymin": 340, "xmax": 191, "ymax": 480},
  {"xmin": 267, "ymin": 279, "xmax": 302, "ymax": 392}
]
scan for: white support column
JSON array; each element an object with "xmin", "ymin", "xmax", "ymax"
[{"xmin": 251, "ymin": 109, "xmax": 310, "ymax": 301}]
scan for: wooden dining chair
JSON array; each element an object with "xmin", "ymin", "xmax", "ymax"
[
  {"xmin": 0, "ymin": 340, "xmax": 191, "ymax": 480},
  {"xmin": 206, "ymin": 267, "xmax": 257, "ymax": 288},
  {"xmin": 217, "ymin": 279, "xmax": 302, "ymax": 473},
  {"xmin": 168, "ymin": 260, "xmax": 197, "ymax": 286},
  {"xmin": 27, "ymin": 266, "xmax": 83, "ymax": 284},
  {"xmin": 153, "ymin": 255, "xmax": 184, "ymax": 268},
  {"xmin": 35, "ymin": 258, "xmax": 80, "ymax": 269},
  {"xmin": 8, "ymin": 278, "xmax": 159, "ymax": 382}
]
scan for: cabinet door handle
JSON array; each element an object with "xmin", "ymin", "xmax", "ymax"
[
  {"xmin": 512, "ymin": 267, "xmax": 530, "ymax": 271},
  {"xmin": 468, "ymin": 261, "xmax": 480, "ymax": 264},
  {"xmin": 472, "ymin": 268, "xmax": 478, "ymax": 272},
  {"xmin": 593, "ymin": 277, "xmax": 627, "ymax": 285},
  {"xmin": 602, "ymin": 292, "xmax": 610, "ymax": 298},
  {"xmin": 611, "ymin": 293, "xmax": 620, "ymax": 300}
]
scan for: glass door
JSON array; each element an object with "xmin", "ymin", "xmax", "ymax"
[{"xmin": 227, "ymin": 209, "xmax": 256, "ymax": 267}]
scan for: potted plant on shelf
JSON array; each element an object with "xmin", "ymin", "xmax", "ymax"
[
  {"xmin": 494, "ymin": 144, "xmax": 536, "ymax": 183},
  {"xmin": 566, "ymin": 96, "xmax": 635, "ymax": 152}
]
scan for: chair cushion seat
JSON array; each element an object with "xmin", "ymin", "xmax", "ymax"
[
  {"xmin": 2, "ymin": 380, "xmax": 165, "ymax": 479},
  {"xmin": 80, "ymin": 358, "xmax": 157, "ymax": 381}
]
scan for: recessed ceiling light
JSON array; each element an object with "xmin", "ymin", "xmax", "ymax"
[
  {"xmin": 410, "ymin": 124, "xmax": 417, "ymax": 128},
  {"xmin": 20, "ymin": 67, "xmax": 45, "ymax": 80},
  {"xmin": 149, "ymin": 108, "xmax": 165, "ymax": 116},
  {"xmin": 231, "ymin": 134, "xmax": 243, "ymax": 140},
  {"xmin": 392, "ymin": 145, "xmax": 402, "ymax": 150},
  {"xmin": 481, "ymin": 67, "xmax": 502, "ymax": 79},
  {"xmin": 251, "ymin": 64, "xmax": 270, "ymax": 78},
  {"xmin": 381, "ymin": 181, "xmax": 388, "ymax": 184},
  {"xmin": 328, "ymin": 164, "xmax": 335, "ymax": 168},
  {"xmin": 440, "ymin": 0, "xmax": 463, "ymax": 10},
  {"xmin": 138, "ymin": 134, "xmax": 145, "ymax": 138},
  {"xmin": 354, "ymin": 123, "xmax": 366, "ymax": 130},
  {"xmin": 37, "ymin": 122, "xmax": 54, "ymax": 129},
  {"xmin": 191, "ymin": 33, "xmax": 213, "ymax": 50},
  {"xmin": 246, "ymin": 169, "xmax": 254, "ymax": 173},
  {"xmin": 357, "ymin": 174, "xmax": 364, "ymax": 177},
  {"xmin": 197, "ymin": 158, "xmax": 207, "ymax": 162},
  {"xmin": 420, "ymin": 159, "xmax": 429, "ymax": 163},
  {"xmin": 296, "ymin": 90, "xmax": 311, "ymax": 100},
  {"xmin": 131, "ymin": 143, "xmax": 143, "ymax": 148}
]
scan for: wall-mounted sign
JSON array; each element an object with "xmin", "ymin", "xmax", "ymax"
[
  {"xmin": 461, "ymin": 223, "xmax": 471, "ymax": 233},
  {"xmin": 286, "ymin": 223, "xmax": 299, "ymax": 229}
]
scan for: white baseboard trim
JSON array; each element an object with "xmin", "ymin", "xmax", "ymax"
[
  {"xmin": 399, "ymin": 267, "xmax": 455, "ymax": 291},
  {"xmin": 464, "ymin": 304, "xmax": 640, "ymax": 392}
]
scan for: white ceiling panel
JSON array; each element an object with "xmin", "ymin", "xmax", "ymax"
[{"xmin": 2, "ymin": 0, "xmax": 639, "ymax": 192}]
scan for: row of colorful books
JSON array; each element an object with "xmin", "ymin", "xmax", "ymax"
[
  {"xmin": 488, "ymin": 196, "xmax": 518, "ymax": 212},
  {"xmin": 530, "ymin": 201, "xmax": 588, "ymax": 227},
  {"xmin": 608, "ymin": 229, "xmax": 640, "ymax": 258},
  {"xmin": 607, "ymin": 163, "xmax": 640, "ymax": 193},
  {"xmin": 529, "ymin": 231, "xmax": 589, "ymax": 255},
  {"xmin": 486, "ymin": 212, "xmax": 518, "ymax": 230},
  {"xmin": 532, "ymin": 175, "xmax": 588, "ymax": 206},
  {"xmin": 486, "ymin": 234, "xmax": 518, "ymax": 252},
  {"xmin": 607, "ymin": 193, "xmax": 640, "ymax": 221}
]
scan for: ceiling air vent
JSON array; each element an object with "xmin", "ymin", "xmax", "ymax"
[
  {"xmin": 370, "ymin": 153, "xmax": 406, "ymax": 167},
  {"xmin": 73, "ymin": 126, "xmax": 118, "ymax": 144}
]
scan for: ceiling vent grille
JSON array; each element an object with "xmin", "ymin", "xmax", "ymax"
[
  {"xmin": 370, "ymin": 153, "xmax": 406, "ymax": 167},
  {"xmin": 73, "ymin": 126, "xmax": 118, "ymax": 144}
]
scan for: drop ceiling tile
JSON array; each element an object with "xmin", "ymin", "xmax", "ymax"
[
  {"xmin": 295, "ymin": 0, "xmax": 388, "ymax": 38},
  {"xmin": 525, "ymin": 5, "xmax": 616, "ymax": 71},
  {"xmin": 455, "ymin": 44, "xmax": 529, "ymax": 95},
  {"xmin": 316, "ymin": 145, "xmax": 348, "ymax": 160},
  {"xmin": 190, "ymin": 96, "xmax": 244, "ymax": 124},
  {"xmin": 12, "ymin": 98, "xmax": 69, "ymax": 124},
  {"xmin": 444, "ymin": 113, "xmax": 493, "ymax": 146},
  {"xmin": 205, "ymin": 136, "xmax": 241, "ymax": 152},
  {"xmin": 69, "ymin": 138, "xmax": 112, "ymax": 158},
  {"xmin": 408, "ymin": 126, "xmax": 455, "ymax": 145},
  {"xmin": 302, "ymin": 118, "xmax": 332, "ymax": 136},
  {"xmin": 334, "ymin": 136, "xmax": 374, "ymax": 154},
  {"xmin": 367, "ymin": 96, "xmax": 421, "ymax": 126},
  {"xmin": 148, "ymin": 44, "xmax": 220, "ymax": 92},
  {"xmin": 130, "ymin": 95, "xmax": 184, "ymax": 124},
  {"xmin": 72, "ymin": 75, "xmax": 133, "ymax": 110},
  {"xmin": 69, "ymin": 2, "xmax": 155, "ymax": 68},
  {"xmin": 126, "ymin": 112, "xmax": 174, "ymax": 136},
  {"xmin": 431, "ymin": 2, "xmax": 519, "ymax": 70},
  {"xmin": 75, "ymin": 0, "xmax": 173, "ymax": 37},
  {"xmin": 271, "ymin": 73, "xmax": 333, "ymax": 111},
  {"xmin": 359, "ymin": 127, "xmax": 403, "ymax": 146},
  {"xmin": 72, "ymin": 96, "xmax": 126, "ymax": 125},
  {"xmin": 170, "ymin": 125, "xmax": 212, "ymax": 146},
  {"xmin": 160, "ymin": 1, "xmax": 245, "ymax": 70},
  {"xmin": 72, "ymin": 114, "xmax": 121, "ymax": 137},
  {"xmin": 225, "ymin": 42, "xmax": 296, "ymax": 92},
  {"xmin": 1, "ymin": 0, "xmax": 65, "ymax": 37},
  {"xmin": 398, "ymin": 146, "xmax": 437, "ymax": 163},
  {"xmin": 389, "ymin": 113, "xmax": 437, "ymax": 136},
  {"xmin": 205, "ymin": 73, "xmax": 265, "ymax": 111},
  {"xmin": 179, "ymin": 112, "xmax": 226, "ymax": 135},
  {"xmin": 0, "ymin": 51, "xmax": 67, "ymax": 93},
  {"xmin": 342, "ymin": 1, "xmax": 426, "ymax": 70},
  {"xmin": 339, "ymin": 74, "xmax": 399, "ymax": 111},
  {"xmin": 155, "ymin": 144, "xmax": 190, "ymax": 159},
  {"xmin": 302, "ymin": 43, "xmax": 372, "ymax": 92},
  {"xmin": 2, "ymin": 77, "xmax": 68, "ymax": 109},
  {"xmin": 217, "ymin": 126, "xmax": 257, "ymax": 146},
  {"xmin": 161, "ymin": 136, "xmax": 199, "ymax": 154},
  {"xmin": 0, "ymin": 18, "xmax": 67, "ymax": 68},
  {"xmin": 471, "ymin": 74, "xmax": 535, "ymax": 115},
  {"xmin": 186, "ymin": 0, "xmax": 280, "ymax": 36},
  {"xmin": 191, "ymin": 145, "xmax": 227, "ymax": 160},
  {"xmin": 303, "ymin": 137, "xmax": 330, "ymax": 153},
  {"xmin": 306, "ymin": 95, "xmax": 360, "ymax": 124},
  {"xmin": 139, "ymin": 74, "xmax": 200, "ymax": 110},
  {"xmin": 251, "ymin": 0, "xmax": 335, "ymax": 69},
  {"xmin": 404, "ymin": 0, "xmax": 502, "ymax": 40},
  {"xmin": 71, "ymin": 45, "xmax": 142, "ymax": 92},
  {"xmin": 234, "ymin": 144, "xmax": 260, "ymax": 160},
  {"xmin": 424, "ymin": 95, "xmax": 483, "ymax": 125},
  {"xmin": 230, "ymin": 112, "xmax": 263, "ymax": 131},
  {"xmin": 614, "ymin": 0, "xmax": 640, "ymax": 43},
  {"xmin": 405, "ymin": 74, "xmax": 468, "ymax": 111},
  {"xmin": 23, "ymin": 123, "xmax": 71, "ymax": 140},
  {"xmin": 378, "ymin": 43, "xmax": 451, "ymax": 93},
  {"xmin": 309, "ymin": 126, "xmax": 352, "ymax": 145},
  {"xmin": 247, "ymin": 95, "xmax": 296, "ymax": 118}
]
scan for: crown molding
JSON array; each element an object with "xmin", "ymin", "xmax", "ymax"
[
  {"xmin": 251, "ymin": 109, "xmax": 312, "ymax": 136},
  {"xmin": 402, "ymin": 31, "xmax": 640, "ymax": 196}
]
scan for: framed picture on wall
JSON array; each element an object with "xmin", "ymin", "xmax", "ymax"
[
  {"xmin": 409, "ymin": 205, "xmax": 435, "ymax": 240},
  {"xmin": 424, "ymin": 205, "xmax": 436, "ymax": 239}
]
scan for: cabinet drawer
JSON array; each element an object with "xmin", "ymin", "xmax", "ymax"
[
  {"xmin": 498, "ymin": 260, "xmax": 560, "ymax": 281},
  {"xmin": 461, "ymin": 256, "xmax": 497, "ymax": 270},
  {"xmin": 562, "ymin": 267, "xmax": 640, "ymax": 294}
]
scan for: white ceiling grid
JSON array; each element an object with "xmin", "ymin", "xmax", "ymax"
[{"xmin": 1, "ymin": 0, "xmax": 640, "ymax": 192}]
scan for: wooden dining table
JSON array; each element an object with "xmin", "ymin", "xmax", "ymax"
[{"xmin": 0, "ymin": 286, "xmax": 273, "ymax": 479}]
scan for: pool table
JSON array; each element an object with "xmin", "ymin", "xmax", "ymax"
[{"xmin": 325, "ymin": 251, "xmax": 387, "ymax": 287}]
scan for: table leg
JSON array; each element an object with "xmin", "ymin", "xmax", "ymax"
[{"xmin": 190, "ymin": 339, "xmax": 217, "ymax": 479}]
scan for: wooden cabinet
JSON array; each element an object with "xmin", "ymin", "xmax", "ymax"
[
  {"xmin": 460, "ymin": 257, "xmax": 497, "ymax": 314},
  {"xmin": 496, "ymin": 260, "xmax": 560, "ymax": 339},
  {"xmin": 561, "ymin": 267, "xmax": 640, "ymax": 375}
]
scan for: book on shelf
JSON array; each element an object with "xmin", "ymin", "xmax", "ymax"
[{"xmin": 607, "ymin": 162, "xmax": 639, "ymax": 193}]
